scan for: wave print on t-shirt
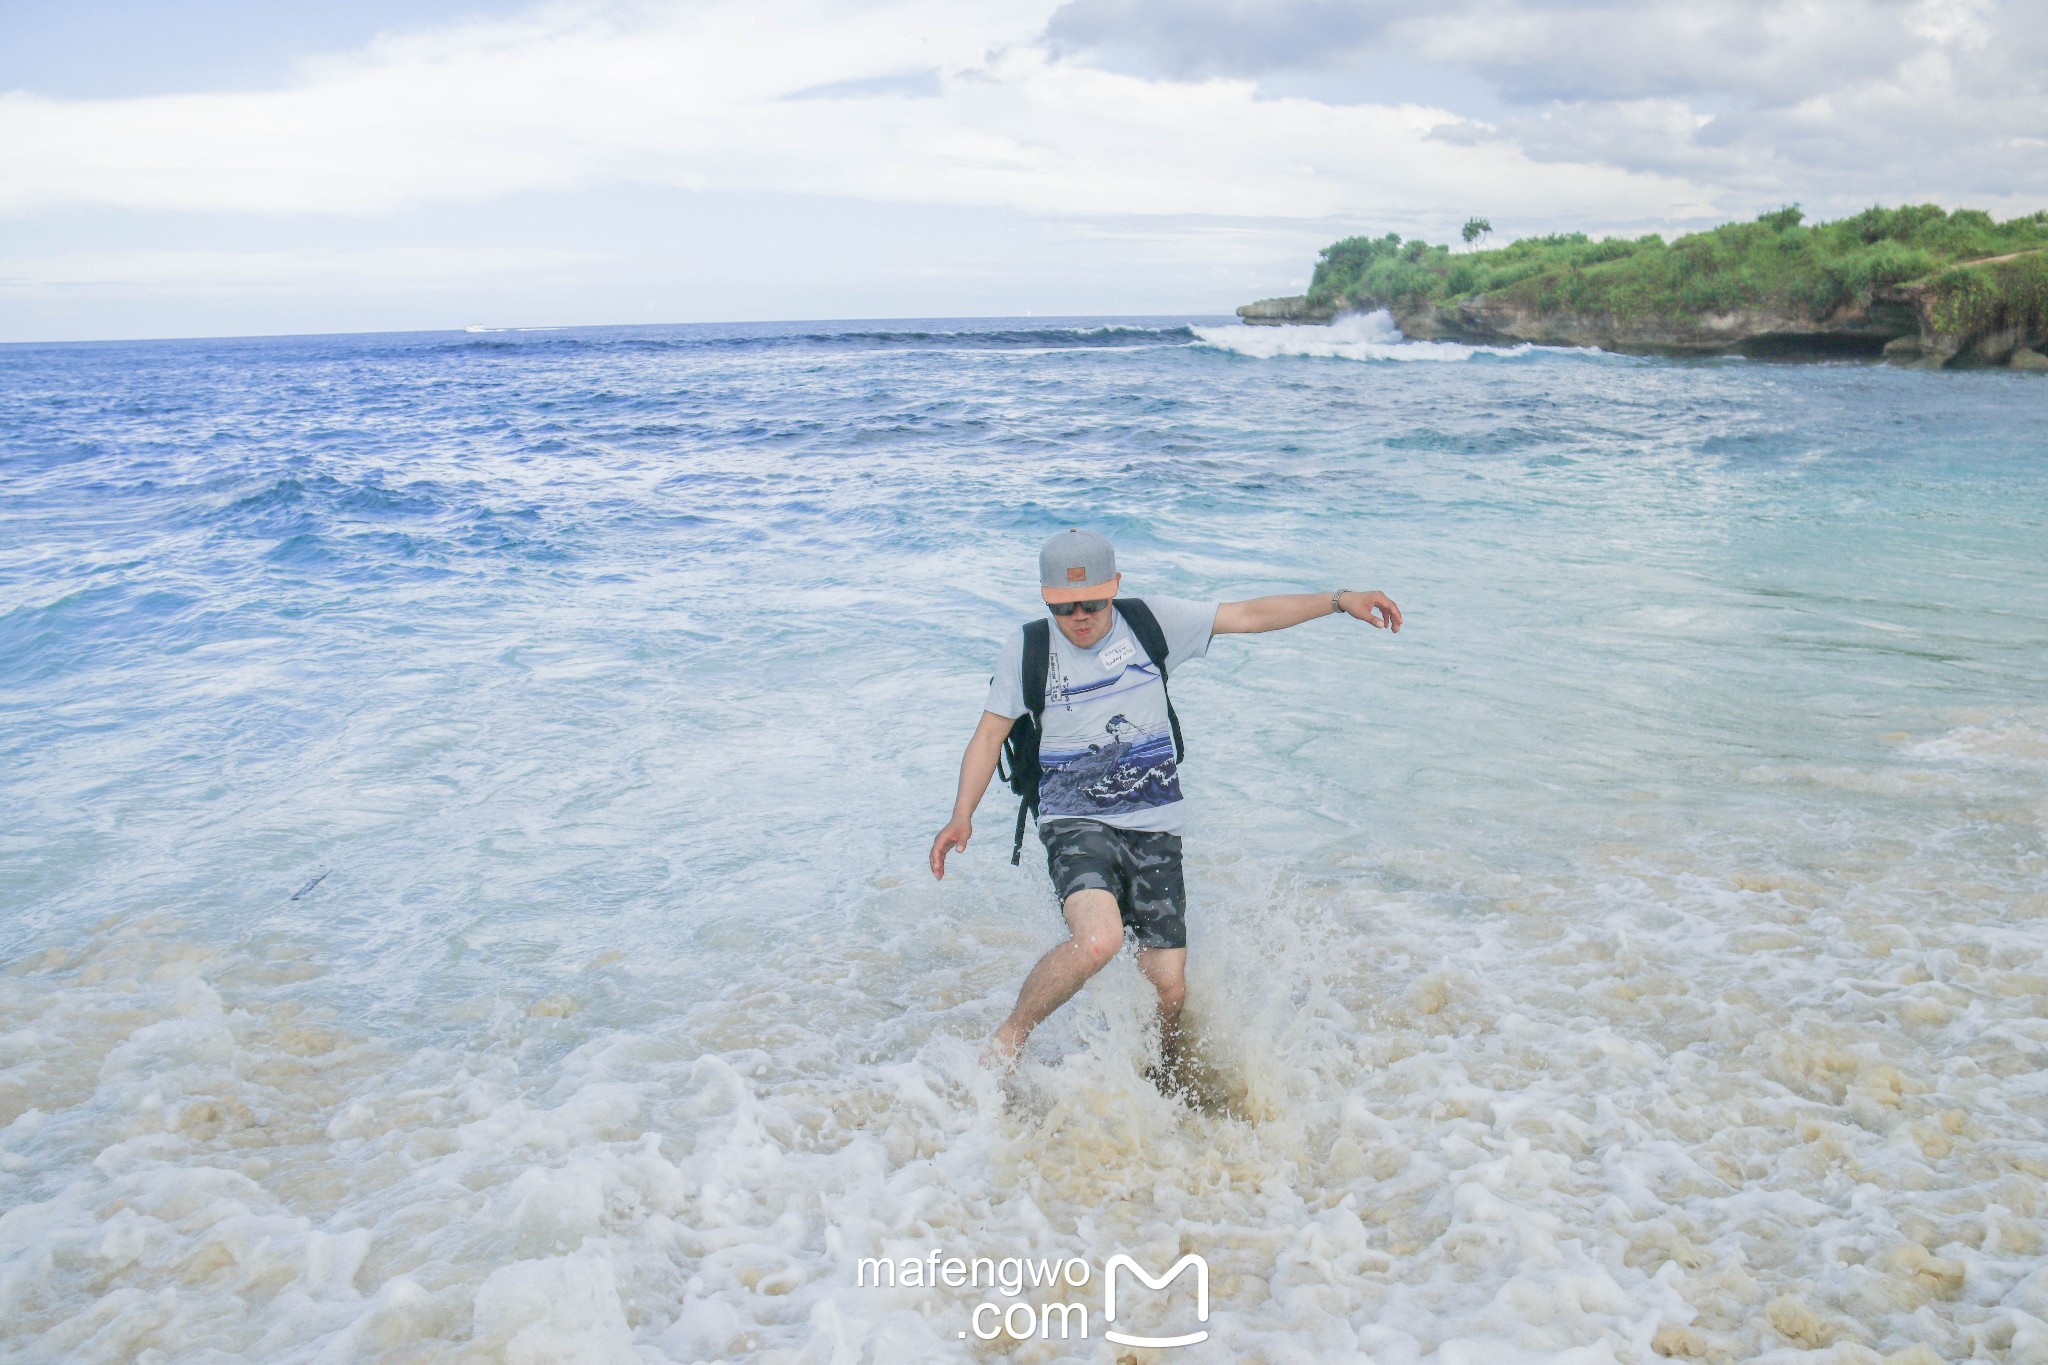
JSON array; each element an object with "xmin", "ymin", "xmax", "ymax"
[{"xmin": 1038, "ymin": 722, "xmax": 1181, "ymax": 817}]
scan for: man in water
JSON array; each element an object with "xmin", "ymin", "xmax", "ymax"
[{"xmin": 929, "ymin": 529, "xmax": 1402, "ymax": 1072}]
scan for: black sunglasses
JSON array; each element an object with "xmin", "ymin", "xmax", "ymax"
[{"xmin": 1048, "ymin": 598, "xmax": 1112, "ymax": 617}]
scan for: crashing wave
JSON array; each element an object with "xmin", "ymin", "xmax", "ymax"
[{"xmin": 1192, "ymin": 310, "xmax": 1541, "ymax": 363}]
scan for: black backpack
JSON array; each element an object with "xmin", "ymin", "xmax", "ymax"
[{"xmin": 996, "ymin": 598, "xmax": 1185, "ymax": 864}]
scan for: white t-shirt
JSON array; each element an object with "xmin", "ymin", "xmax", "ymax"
[{"xmin": 984, "ymin": 596, "xmax": 1219, "ymax": 832}]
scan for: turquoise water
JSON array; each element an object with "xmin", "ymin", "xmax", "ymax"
[{"xmin": 2, "ymin": 314, "xmax": 2045, "ymax": 1361}]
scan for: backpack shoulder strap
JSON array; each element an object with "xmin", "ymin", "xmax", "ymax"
[
  {"xmin": 1010, "ymin": 618, "xmax": 1052, "ymax": 865},
  {"xmin": 1115, "ymin": 598, "xmax": 1170, "ymax": 680},
  {"xmin": 1114, "ymin": 598, "xmax": 1184, "ymax": 762},
  {"xmin": 1021, "ymin": 617, "xmax": 1050, "ymax": 717}
]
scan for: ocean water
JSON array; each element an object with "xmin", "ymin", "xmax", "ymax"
[{"xmin": 1, "ymin": 311, "xmax": 2045, "ymax": 1363}]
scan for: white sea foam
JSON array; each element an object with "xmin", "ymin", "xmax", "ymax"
[
  {"xmin": 5, "ymin": 793, "xmax": 2047, "ymax": 1360},
  {"xmin": 1904, "ymin": 714, "xmax": 2048, "ymax": 768},
  {"xmin": 1193, "ymin": 310, "xmax": 1540, "ymax": 362}
]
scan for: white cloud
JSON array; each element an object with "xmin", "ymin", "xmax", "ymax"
[
  {"xmin": 0, "ymin": 246, "xmax": 599, "ymax": 295},
  {"xmin": 3, "ymin": 0, "xmax": 2040, "ymax": 340},
  {"xmin": 1407, "ymin": 0, "xmax": 1927, "ymax": 105},
  {"xmin": 1050, "ymin": 0, "xmax": 2048, "ymax": 210},
  {"xmin": 0, "ymin": 0, "xmax": 1708, "ymax": 225}
]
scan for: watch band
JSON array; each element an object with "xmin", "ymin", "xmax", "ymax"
[{"xmin": 1330, "ymin": 589, "xmax": 1346, "ymax": 615}]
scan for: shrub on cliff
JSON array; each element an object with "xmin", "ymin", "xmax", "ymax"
[
  {"xmin": 1308, "ymin": 204, "xmax": 2048, "ymax": 327},
  {"xmin": 1928, "ymin": 252, "xmax": 2048, "ymax": 339},
  {"xmin": 1307, "ymin": 233, "xmax": 1451, "ymax": 311}
]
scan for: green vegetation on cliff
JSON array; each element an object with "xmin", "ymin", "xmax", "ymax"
[{"xmin": 1307, "ymin": 204, "xmax": 2048, "ymax": 336}]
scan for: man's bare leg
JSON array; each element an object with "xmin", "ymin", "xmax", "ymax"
[
  {"xmin": 985, "ymin": 890, "xmax": 1123, "ymax": 1068},
  {"xmin": 1136, "ymin": 946, "xmax": 1188, "ymax": 1081}
]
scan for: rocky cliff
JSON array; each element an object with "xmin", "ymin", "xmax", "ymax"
[
  {"xmin": 1236, "ymin": 296, "xmax": 1334, "ymax": 325},
  {"xmin": 1240, "ymin": 259, "xmax": 2048, "ymax": 369},
  {"xmin": 1240, "ymin": 207, "xmax": 2048, "ymax": 370}
]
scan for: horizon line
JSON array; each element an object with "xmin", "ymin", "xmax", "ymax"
[{"xmin": 0, "ymin": 311, "xmax": 1244, "ymax": 350}]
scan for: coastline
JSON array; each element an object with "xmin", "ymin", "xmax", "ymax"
[
  {"xmin": 1242, "ymin": 207, "xmax": 2048, "ymax": 369},
  {"xmin": 1237, "ymin": 287, "xmax": 2048, "ymax": 369}
]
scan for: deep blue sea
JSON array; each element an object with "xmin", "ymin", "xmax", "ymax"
[{"xmin": 2, "ymin": 313, "xmax": 2045, "ymax": 1361}]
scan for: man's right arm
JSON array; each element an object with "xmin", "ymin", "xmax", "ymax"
[{"xmin": 930, "ymin": 710, "xmax": 1015, "ymax": 879}]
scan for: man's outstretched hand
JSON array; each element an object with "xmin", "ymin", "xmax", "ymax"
[
  {"xmin": 930, "ymin": 817, "xmax": 972, "ymax": 879},
  {"xmin": 1343, "ymin": 590, "xmax": 1402, "ymax": 631}
]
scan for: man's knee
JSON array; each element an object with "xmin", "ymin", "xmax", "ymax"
[
  {"xmin": 1062, "ymin": 890, "xmax": 1123, "ymax": 971},
  {"xmin": 1070, "ymin": 926, "xmax": 1122, "ymax": 971}
]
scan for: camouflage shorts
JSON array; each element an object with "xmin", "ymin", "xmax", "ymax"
[{"xmin": 1039, "ymin": 819, "xmax": 1187, "ymax": 950}]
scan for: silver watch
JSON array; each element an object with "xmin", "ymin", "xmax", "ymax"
[{"xmin": 1330, "ymin": 589, "xmax": 1346, "ymax": 614}]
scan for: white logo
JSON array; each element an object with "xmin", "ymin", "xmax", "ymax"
[
  {"xmin": 1099, "ymin": 638, "xmax": 1136, "ymax": 670},
  {"xmin": 1102, "ymin": 1253, "xmax": 1208, "ymax": 1348}
]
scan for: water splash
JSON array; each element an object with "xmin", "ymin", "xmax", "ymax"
[{"xmin": 1193, "ymin": 309, "xmax": 1545, "ymax": 362}]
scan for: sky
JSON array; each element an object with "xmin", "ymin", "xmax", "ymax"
[{"xmin": 1, "ymin": 0, "xmax": 2043, "ymax": 341}]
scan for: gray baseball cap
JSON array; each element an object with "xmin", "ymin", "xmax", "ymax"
[{"xmin": 1039, "ymin": 529, "xmax": 1120, "ymax": 603}]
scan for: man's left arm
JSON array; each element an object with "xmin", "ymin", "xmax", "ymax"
[{"xmin": 1213, "ymin": 589, "xmax": 1402, "ymax": 636}]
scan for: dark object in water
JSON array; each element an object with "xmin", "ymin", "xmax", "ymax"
[{"xmin": 291, "ymin": 871, "xmax": 330, "ymax": 901}]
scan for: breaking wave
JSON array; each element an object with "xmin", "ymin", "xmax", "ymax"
[{"xmin": 1194, "ymin": 309, "xmax": 1545, "ymax": 362}]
